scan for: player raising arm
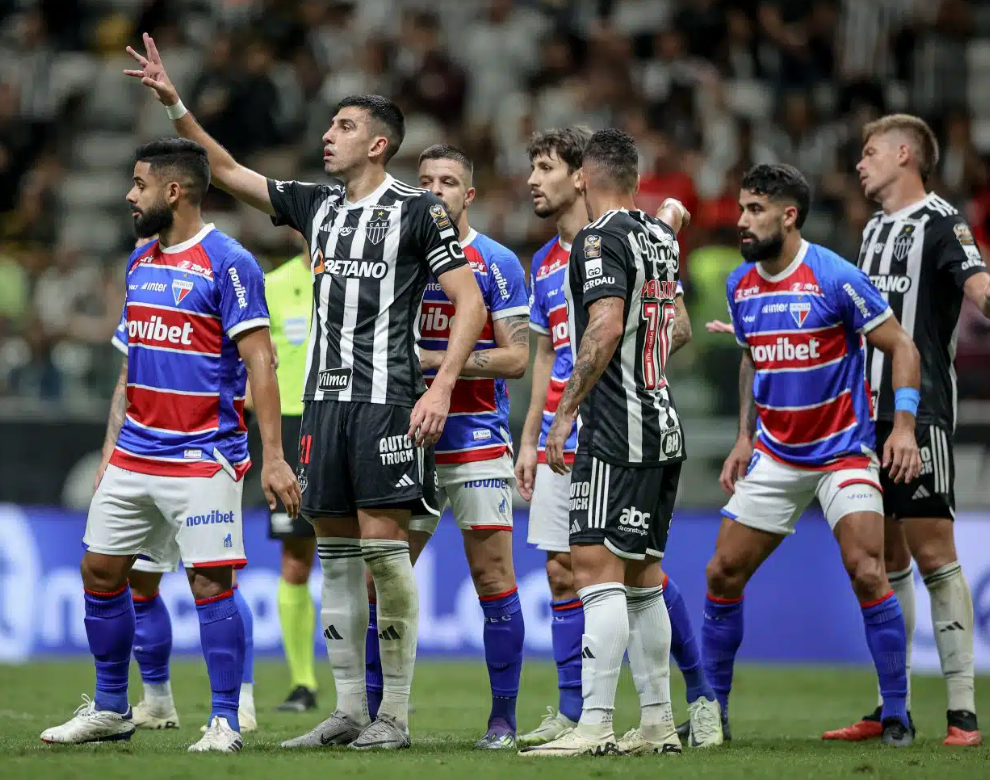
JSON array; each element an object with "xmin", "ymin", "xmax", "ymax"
[
  {"xmin": 700, "ymin": 164, "xmax": 920, "ymax": 748},
  {"xmin": 126, "ymin": 34, "xmax": 486, "ymax": 752}
]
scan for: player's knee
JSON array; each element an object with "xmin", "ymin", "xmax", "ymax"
[
  {"xmin": 705, "ymin": 554, "xmax": 746, "ymax": 598},
  {"xmin": 80, "ymin": 553, "xmax": 128, "ymax": 593},
  {"xmin": 847, "ymin": 553, "xmax": 885, "ymax": 599},
  {"xmin": 909, "ymin": 531, "xmax": 957, "ymax": 576},
  {"xmin": 546, "ymin": 554, "xmax": 576, "ymax": 601},
  {"xmin": 186, "ymin": 566, "xmax": 234, "ymax": 601},
  {"xmin": 128, "ymin": 570, "xmax": 162, "ymax": 599},
  {"xmin": 281, "ymin": 544, "xmax": 314, "ymax": 585}
]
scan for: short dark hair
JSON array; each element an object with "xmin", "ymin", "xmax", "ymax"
[
  {"xmin": 741, "ymin": 163, "xmax": 811, "ymax": 228},
  {"xmin": 527, "ymin": 126, "xmax": 592, "ymax": 173},
  {"xmin": 862, "ymin": 113, "xmax": 940, "ymax": 183},
  {"xmin": 134, "ymin": 137, "xmax": 210, "ymax": 205},
  {"xmin": 336, "ymin": 95, "xmax": 405, "ymax": 163},
  {"xmin": 583, "ymin": 128, "xmax": 639, "ymax": 193},
  {"xmin": 418, "ymin": 144, "xmax": 474, "ymax": 180}
]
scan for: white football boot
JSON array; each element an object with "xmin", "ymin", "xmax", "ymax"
[
  {"xmin": 188, "ymin": 716, "xmax": 242, "ymax": 753},
  {"xmin": 517, "ymin": 707, "xmax": 578, "ymax": 746},
  {"xmin": 41, "ymin": 695, "xmax": 135, "ymax": 744}
]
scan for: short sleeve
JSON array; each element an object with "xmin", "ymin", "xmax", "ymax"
[
  {"xmin": 487, "ymin": 250, "xmax": 529, "ymax": 321},
  {"xmin": 724, "ymin": 277, "xmax": 748, "ymax": 347},
  {"xmin": 831, "ymin": 262, "xmax": 892, "ymax": 334},
  {"xmin": 111, "ymin": 302, "xmax": 128, "ymax": 355},
  {"xmin": 572, "ymin": 229, "xmax": 629, "ymax": 307},
  {"xmin": 407, "ymin": 193, "xmax": 468, "ymax": 277},
  {"xmin": 218, "ymin": 248, "xmax": 271, "ymax": 339},
  {"xmin": 267, "ymin": 179, "xmax": 331, "ymax": 234},
  {"xmin": 930, "ymin": 215, "xmax": 988, "ymax": 290},
  {"xmin": 528, "ymin": 263, "xmax": 549, "ymax": 334}
]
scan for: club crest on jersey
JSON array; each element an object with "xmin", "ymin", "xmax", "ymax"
[
  {"xmin": 584, "ymin": 234, "xmax": 602, "ymax": 259},
  {"xmin": 172, "ymin": 279, "xmax": 194, "ymax": 305},
  {"xmin": 365, "ymin": 208, "xmax": 391, "ymax": 245},
  {"xmin": 429, "ymin": 203, "xmax": 451, "ymax": 230},
  {"xmin": 789, "ymin": 301, "xmax": 811, "ymax": 327},
  {"xmin": 892, "ymin": 224, "xmax": 915, "ymax": 262}
]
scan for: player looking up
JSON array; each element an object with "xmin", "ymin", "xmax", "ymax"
[
  {"xmin": 521, "ymin": 129, "xmax": 690, "ymax": 757},
  {"xmin": 125, "ymin": 34, "xmax": 486, "ymax": 751},
  {"xmin": 515, "ymin": 128, "xmax": 721, "ymax": 749},
  {"xmin": 822, "ymin": 115, "xmax": 988, "ymax": 747},
  {"xmin": 363, "ymin": 144, "xmax": 530, "ymax": 750},
  {"xmin": 40, "ymin": 138, "xmax": 299, "ymax": 753},
  {"xmin": 701, "ymin": 163, "xmax": 921, "ymax": 747}
]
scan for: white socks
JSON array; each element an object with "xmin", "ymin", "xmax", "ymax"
[
  {"xmin": 878, "ymin": 566, "xmax": 915, "ymax": 709},
  {"xmin": 317, "ymin": 537, "xmax": 370, "ymax": 725},
  {"xmin": 627, "ymin": 585, "xmax": 674, "ymax": 732},
  {"xmin": 576, "ymin": 582, "xmax": 627, "ymax": 735},
  {"xmin": 925, "ymin": 562, "xmax": 976, "ymax": 714},
  {"xmin": 362, "ymin": 538, "xmax": 418, "ymax": 726},
  {"xmin": 144, "ymin": 680, "xmax": 173, "ymax": 708}
]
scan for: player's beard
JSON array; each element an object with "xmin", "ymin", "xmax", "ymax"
[
  {"xmin": 133, "ymin": 196, "xmax": 173, "ymax": 239},
  {"xmin": 739, "ymin": 226, "xmax": 785, "ymax": 262}
]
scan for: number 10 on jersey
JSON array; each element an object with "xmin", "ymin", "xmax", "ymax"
[{"xmin": 641, "ymin": 301, "xmax": 676, "ymax": 390}]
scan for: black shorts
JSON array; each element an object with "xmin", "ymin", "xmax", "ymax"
[
  {"xmin": 876, "ymin": 421, "xmax": 955, "ymax": 520},
  {"xmin": 568, "ymin": 453, "xmax": 681, "ymax": 560},
  {"xmin": 267, "ymin": 414, "xmax": 316, "ymax": 540},
  {"xmin": 297, "ymin": 401, "xmax": 440, "ymax": 520}
]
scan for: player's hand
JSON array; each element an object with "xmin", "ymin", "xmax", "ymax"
[
  {"xmin": 720, "ymin": 436, "xmax": 754, "ymax": 495},
  {"xmin": 93, "ymin": 456, "xmax": 111, "ymax": 492},
  {"xmin": 656, "ymin": 198, "xmax": 691, "ymax": 233},
  {"xmin": 706, "ymin": 320, "xmax": 734, "ymax": 334},
  {"xmin": 262, "ymin": 455, "xmax": 301, "ymax": 518},
  {"xmin": 417, "ymin": 349, "xmax": 444, "ymax": 372},
  {"xmin": 409, "ymin": 384, "xmax": 449, "ymax": 447},
  {"xmin": 514, "ymin": 444, "xmax": 538, "ymax": 502},
  {"xmin": 545, "ymin": 410, "xmax": 575, "ymax": 475},
  {"xmin": 124, "ymin": 33, "xmax": 179, "ymax": 107},
  {"xmin": 883, "ymin": 424, "xmax": 921, "ymax": 484}
]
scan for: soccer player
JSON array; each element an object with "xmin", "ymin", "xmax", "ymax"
[
  {"xmin": 363, "ymin": 144, "xmax": 530, "ymax": 749},
  {"xmin": 823, "ymin": 115, "xmax": 988, "ymax": 746},
  {"xmin": 515, "ymin": 128, "xmax": 721, "ymax": 749},
  {"xmin": 40, "ymin": 138, "xmax": 300, "ymax": 752},
  {"xmin": 520, "ymin": 129, "xmax": 691, "ymax": 757},
  {"xmin": 125, "ymin": 34, "xmax": 486, "ymax": 751},
  {"xmin": 700, "ymin": 163, "xmax": 921, "ymax": 747}
]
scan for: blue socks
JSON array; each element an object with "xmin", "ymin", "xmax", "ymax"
[
  {"xmin": 702, "ymin": 594, "xmax": 744, "ymax": 718},
  {"xmin": 232, "ymin": 585, "xmax": 254, "ymax": 685},
  {"xmin": 132, "ymin": 590, "xmax": 172, "ymax": 686},
  {"xmin": 85, "ymin": 585, "xmax": 135, "ymax": 714},
  {"xmin": 551, "ymin": 597, "xmax": 584, "ymax": 723},
  {"xmin": 366, "ymin": 600, "xmax": 384, "ymax": 720},
  {"xmin": 663, "ymin": 575, "xmax": 716, "ymax": 703},
  {"xmin": 481, "ymin": 588, "xmax": 525, "ymax": 732},
  {"xmin": 861, "ymin": 590, "xmax": 909, "ymax": 725},
  {"xmin": 196, "ymin": 590, "xmax": 244, "ymax": 732}
]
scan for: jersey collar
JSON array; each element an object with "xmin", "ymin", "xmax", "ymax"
[
  {"xmin": 343, "ymin": 174, "xmax": 394, "ymax": 209},
  {"xmin": 160, "ymin": 223, "xmax": 215, "ymax": 254},
  {"xmin": 755, "ymin": 238, "xmax": 809, "ymax": 282},
  {"xmin": 881, "ymin": 191, "xmax": 934, "ymax": 221},
  {"xmin": 461, "ymin": 228, "xmax": 478, "ymax": 247},
  {"xmin": 557, "ymin": 236, "xmax": 572, "ymax": 251}
]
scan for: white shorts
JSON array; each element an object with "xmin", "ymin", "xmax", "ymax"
[
  {"xmin": 526, "ymin": 463, "xmax": 572, "ymax": 553},
  {"xmin": 409, "ymin": 456, "xmax": 515, "ymax": 535},
  {"xmin": 84, "ymin": 464, "xmax": 247, "ymax": 571},
  {"xmin": 723, "ymin": 450, "xmax": 884, "ymax": 535}
]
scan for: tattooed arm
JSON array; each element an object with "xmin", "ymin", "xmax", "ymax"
[
  {"xmin": 95, "ymin": 358, "xmax": 128, "ymax": 489},
  {"xmin": 420, "ymin": 314, "xmax": 530, "ymax": 378},
  {"xmin": 558, "ymin": 298, "xmax": 624, "ymax": 419},
  {"xmin": 669, "ymin": 295, "xmax": 692, "ymax": 356}
]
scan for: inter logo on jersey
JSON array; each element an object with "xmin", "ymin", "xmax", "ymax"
[
  {"xmin": 172, "ymin": 279, "xmax": 194, "ymax": 305},
  {"xmin": 366, "ymin": 208, "xmax": 391, "ymax": 245},
  {"xmin": 789, "ymin": 301, "xmax": 811, "ymax": 327}
]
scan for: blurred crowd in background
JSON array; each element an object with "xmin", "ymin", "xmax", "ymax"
[{"xmin": 1, "ymin": 0, "xmax": 989, "ymax": 413}]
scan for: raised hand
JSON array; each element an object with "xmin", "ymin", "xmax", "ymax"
[{"xmin": 124, "ymin": 32, "xmax": 179, "ymax": 106}]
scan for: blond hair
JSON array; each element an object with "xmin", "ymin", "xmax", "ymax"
[{"xmin": 862, "ymin": 114, "xmax": 940, "ymax": 183}]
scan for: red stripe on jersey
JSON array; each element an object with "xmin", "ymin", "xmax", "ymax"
[
  {"xmin": 437, "ymin": 378, "xmax": 498, "ymax": 415},
  {"xmin": 733, "ymin": 263, "xmax": 822, "ymax": 301},
  {"xmin": 436, "ymin": 443, "xmax": 509, "ymax": 464},
  {"xmin": 757, "ymin": 390, "xmax": 858, "ymax": 446},
  {"xmin": 233, "ymin": 397, "xmax": 248, "ymax": 433},
  {"xmin": 130, "ymin": 243, "xmax": 214, "ymax": 280},
  {"xmin": 753, "ymin": 440, "xmax": 871, "ymax": 472},
  {"xmin": 420, "ymin": 299, "xmax": 494, "ymax": 342},
  {"xmin": 110, "ymin": 448, "xmax": 223, "ymax": 477},
  {"xmin": 125, "ymin": 303, "xmax": 223, "ymax": 355},
  {"xmin": 748, "ymin": 324, "xmax": 847, "ymax": 371},
  {"xmin": 544, "ymin": 376, "xmax": 567, "ymax": 415},
  {"xmin": 465, "ymin": 244, "xmax": 488, "ymax": 272},
  {"xmin": 127, "ymin": 385, "xmax": 220, "ymax": 434},
  {"xmin": 548, "ymin": 305, "xmax": 570, "ymax": 350},
  {"xmin": 537, "ymin": 449, "xmax": 576, "ymax": 465}
]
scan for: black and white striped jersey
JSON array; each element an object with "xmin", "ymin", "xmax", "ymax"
[
  {"xmin": 267, "ymin": 174, "xmax": 467, "ymax": 408},
  {"xmin": 858, "ymin": 192, "xmax": 987, "ymax": 430},
  {"xmin": 565, "ymin": 208, "xmax": 685, "ymax": 467}
]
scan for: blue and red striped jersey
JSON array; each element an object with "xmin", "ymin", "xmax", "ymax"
[
  {"xmin": 529, "ymin": 236, "xmax": 577, "ymax": 464},
  {"xmin": 110, "ymin": 225, "xmax": 270, "ymax": 479},
  {"xmin": 726, "ymin": 240, "xmax": 892, "ymax": 470},
  {"xmin": 420, "ymin": 229, "xmax": 529, "ymax": 465}
]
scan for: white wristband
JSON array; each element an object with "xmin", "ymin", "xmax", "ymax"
[
  {"xmin": 661, "ymin": 198, "xmax": 686, "ymax": 220},
  {"xmin": 165, "ymin": 100, "xmax": 188, "ymax": 121}
]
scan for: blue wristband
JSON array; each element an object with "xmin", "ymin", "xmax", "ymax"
[{"xmin": 894, "ymin": 387, "xmax": 920, "ymax": 416}]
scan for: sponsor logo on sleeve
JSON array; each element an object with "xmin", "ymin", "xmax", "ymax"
[
  {"xmin": 429, "ymin": 203, "xmax": 451, "ymax": 230},
  {"xmin": 583, "ymin": 234, "xmax": 602, "ymax": 259},
  {"xmin": 227, "ymin": 267, "xmax": 248, "ymax": 309}
]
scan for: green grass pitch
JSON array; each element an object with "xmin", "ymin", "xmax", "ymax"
[{"xmin": 1, "ymin": 660, "xmax": 986, "ymax": 779}]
